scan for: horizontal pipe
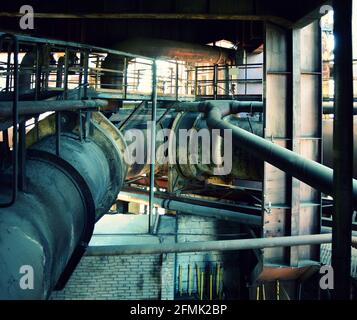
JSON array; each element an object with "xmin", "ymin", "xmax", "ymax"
[
  {"xmin": 118, "ymin": 191, "xmax": 261, "ymax": 226},
  {"xmin": 322, "ymin": 102, "xmax": 357, "ymax": 114},
  {"xmin": 86, "ymin": 233, "xmax": 357, "ymax": 256},
  {"xmin": 176, "ymin": 101, "xmax": 357, "ymax": 207},
  {"xmin": 0, "ymin": 99, "xmax": 108, "ymax": 118},
  {"xmin": 176, "ymin": 100, "xmax": 357, "ymax": 115},
  {"xmin": 321, "ymin": 225, "xmax": 357, "ymax": 237}
]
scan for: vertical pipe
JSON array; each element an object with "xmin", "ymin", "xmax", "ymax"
[
  {"xmin": 84, "ymin": 111, "xmax": 91, "ymax": 141},
  {"xmin": 148, "ymin": 61, "xmax": 157, "ymax": 233},
  {"xmin": 332, "ymin": 0, "xmax": 353, "ymax": 300},
  {"xmin": 185, "ymin": 69, "xmax": 189, "ymax": 95},
  {"xmin": 216, "ymin": 264, "xmax": 220, "ymax": 296},
  {"xmin": 95, "ymin": 55, "xmax": 99, "ymax": 91},
  {"xmin": 244, "ymin": 53, "xmax": 248, "ymax": 96},
  {"xmin": 224, "ymin": 65, "xmax": 230, "ymax": 97},
  {"xmin": 188, "ymin": 264, "xmax": 192, "ymax": 295},
  {"xmin": 82, "ymin": 51, "xmax": 89, "ymax": 99},
  {"xmin": 34, "ymin": 45, "xmax": 40, "ymax": 99},
  {"xmin": 55, "ymin": 111, "xmax": 61, "ymax": 156},
  {"xmin": 179, "ymin": 265, "xmax": 182, "ymax": 296},
  {"xmin": 123, "ymin": 57, "xmax": 128, "ymax": 99},
  {"xmin": 194, "ymin": 67, "xmax": 198, "ymax": 100},
  {"xmin": 175, "ymin": 62, "xmax": 179, "ymax": 101},
  {"xmin": 209, "ymin": 273, "xmax": 213, "ymax": 300},
  {"xmin": 213, "ymin": 64, "xmax": 218, "ymax": 99},
  {"xmin": 63, "ymin": 48, "xmax": 69, "ymax": 100},
  {"xmin": 219, "ymin": 267, "xmax": 223, "ymax": 300},
  {"xmin": 5, "ymin": 44, "xmax": 11, "ymax": 92},
  {"xmin": 12, "ymin": 39, "xmax": 19, "ymax": 203},
  {"xmin": 78, "ymin": 110, "xmax": 83, "ymax": 142},
  {"xmin": 18, "ymin": 121, "xmax": 26, "ymax": 191},
  {"xmin": 78, "ymin": 53, "xmax": 83, "ymax": 99},
  {"xmin": 197, "ymin": 264, "xmax": 201, "ymax": 297},
  {"xmin": 200, "ymin": 271, "xmax": 204, "ymax": 300}
]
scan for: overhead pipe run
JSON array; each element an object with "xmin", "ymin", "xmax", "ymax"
[
  {"xmin": 118, "ymin": 190, "xmax": 261, "ymax": 226},
  {"xmin": 0, "ymin": 99, "xmax": 108, "ymax": 118},
  {"xmin": 175, "ymin": 100, "xmax": 357, "ymax": 207},
  {"xmin": 86, "ymin": 233, "xmax": 357, "ymax": 256}
]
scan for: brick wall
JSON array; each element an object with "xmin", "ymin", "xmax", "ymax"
[
  {"xmin": 51, "ymin": 254, "xmax": 164, "ymax": 300},
  {"xmin": 50, "ymin": 214, "xmax": 241, "ymax": 300}
]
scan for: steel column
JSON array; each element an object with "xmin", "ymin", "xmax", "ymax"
[
  {"xmin": 262, "ymin": 23, "xmax": 292, "ymax": 267},
  {"xmin": 332, "ymin": 0, "xmax": 354, "ymax": 300}
]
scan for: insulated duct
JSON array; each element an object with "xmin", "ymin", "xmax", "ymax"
[
  {"xmin": 111, "ymin": 37, "xmax": 236, "ymax": 65},
  {"xmin": 0, "ymin": 111, "xmax": 127, "ymax": 299}
]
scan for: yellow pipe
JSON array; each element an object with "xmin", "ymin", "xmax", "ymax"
[
  {"xmin": 216, "ymin": 264, "xmax": 220, "ymax": 296},
  {"xmin": 188, "ymin": 264, "xmax": 192, "ymax": 295},
  {"xmin": 179, "ymin": 265, "xmax": 182, "ymax": 296},
  {"xmin": 276, "ymin": 280, "xmax": 280, "ymax": 300},
  {"xmin": 200, "ymin": 271, "xmax": 204, "ymax": 300},
  {"xmin": 197, "ymin": 264, "xmax": 201, "ymax": 298},
  {"xmin": 256, "ymin": 285, "xmax": 260, "ymax": 300},
  {"xmin": 219, "ymin": 266, "xmax": 223, "ymax": 300}
]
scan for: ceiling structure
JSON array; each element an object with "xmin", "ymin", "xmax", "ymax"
[{"xmin": 0, "ymin": 0, "xmax": 329, "ymax": 51}]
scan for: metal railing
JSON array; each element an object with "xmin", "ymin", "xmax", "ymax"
[{"xmin": 186, "ymin": 63, "xmax": 263, "ymax": 101}]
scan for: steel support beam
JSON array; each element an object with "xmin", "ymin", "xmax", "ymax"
[{"xmin": 332, "ymin": 0, "xmax": 354, "ymax": 300}]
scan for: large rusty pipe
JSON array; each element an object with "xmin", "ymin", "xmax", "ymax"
[{"xmin": 86, "ymin": 233, "xmax": 357, "ymax": 256}]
